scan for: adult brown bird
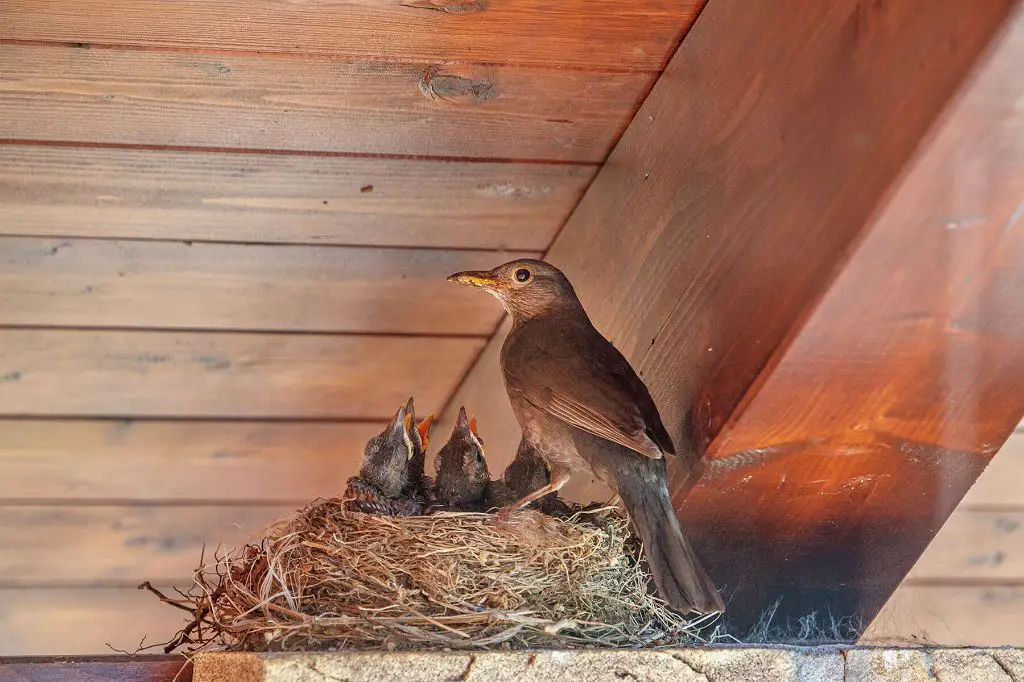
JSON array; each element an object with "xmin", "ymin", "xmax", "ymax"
[
  {"xmin": 432, "ymin": 406, "xmax": 490, "ymax": 511},
  {"xmin": 448, "ymin": 258, "xmax": 724, "ymax": 614}
]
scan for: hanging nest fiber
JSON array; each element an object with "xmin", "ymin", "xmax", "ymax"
[{"xmin": 145, "ymin": 499, "xmax": 716, "ymax": 653}]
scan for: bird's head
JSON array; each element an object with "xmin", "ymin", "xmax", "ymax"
[
  {"xmin": 447, "ymin": 259, "xmax": 579, "ymax": 320},
  {"xmin": 359, "ymin": 400, "xmax": 415, "ymax": 498},
  {"xmin": 433, "ymin": 407, "xmax": 490, "ymax": 507}
]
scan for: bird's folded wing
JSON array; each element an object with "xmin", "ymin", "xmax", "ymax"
[
  {"xmin": 531, "ymin": 387, "xmax": 664, "ymax": 459},
  {"xmin": 503, "ymin": 344, "xmax": 667, "ymax": 459}
]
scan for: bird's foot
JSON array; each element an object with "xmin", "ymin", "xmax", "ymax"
[{"xmin": 492, "ymin": 504, "xmax": 522, "ymax": 522}]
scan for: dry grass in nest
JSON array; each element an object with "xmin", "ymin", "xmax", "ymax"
[{"xmin": 144, "ymin": 499, "xmax": 717, "ymax": 653}]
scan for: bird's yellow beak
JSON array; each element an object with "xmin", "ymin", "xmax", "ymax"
[{"xmin": 447, "ymin": 270, "xmax": 502, "ymax": 289}]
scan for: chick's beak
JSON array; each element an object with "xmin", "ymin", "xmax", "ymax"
[
  {"xmin": 417, "ymin": 414, "xmax": 435, "ymax": 450},
  {"xmin": 447, "ymin": 270, "xmax": 501, "ymax": 289}
]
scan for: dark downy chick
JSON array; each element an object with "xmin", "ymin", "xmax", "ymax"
[
  {"xmin": 503, "ymin": 436, "xmax": 572, "ymax": 517},
  {"xmin": 432, "ymin": 407, "xmax": 490, "ymax": 511},
  {"xmin": 344, "ymin": 400, "xmax": 422, "ymax": 516}
]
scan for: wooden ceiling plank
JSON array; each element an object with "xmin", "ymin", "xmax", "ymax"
[
  {"xmin": 0, "ymin": 145, "xmax": 595, "ymax": 251},
  {"xmin": 0, "ymin": 504, "xmax": 292, "ymax": 584},
  {"xmin": 0, "ymin": 45, "xmax": 654, "ymax": 162},
  {"xmin": 0, "ymin": 329, "xmax": 483, "ymax": 419},
  {"xmin": 439, "ymin": 0, "xmax": 1022, "ymax": 635},
  {"xmin": 0, "ymin": 0, "xmax": 703, "ymax": 71},
  {"xmin": 0, "ymin": 237, "xmax": 536, "ymax": 335},
  {"xmin": 0, "ymin": 419, "xmax": 380, "ymax": 502},
  {"xmin": 0, "ymin": 588, "xmax": 192, "ymax": 656}
]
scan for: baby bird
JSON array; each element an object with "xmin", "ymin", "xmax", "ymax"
[
  {"xmin": 432, "ymin": 407, "xmax": 490, "ymax": 511},
  {"xmin": 344, "ymin": 400, "xmax": 423, "ymax": 516},
  {"xmin": 403, "ymin": 396, "xmax": 435, "ymax": 499},
  {"xmin": 503, "ymin": 436, "xmax": 573, "ymax": 517}
]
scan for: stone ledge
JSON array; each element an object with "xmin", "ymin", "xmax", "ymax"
[{"xmin": 193, "ymin": 646, "xmax": 1024, "ymax": 682}]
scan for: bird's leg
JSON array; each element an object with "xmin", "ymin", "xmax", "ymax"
[{"xmin": 495, "ymin": 464, "xmax": 571, "ymax": 520}]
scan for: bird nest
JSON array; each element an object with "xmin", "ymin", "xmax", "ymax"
[{"xmin": 144, "ymin": 498, "xmax": 716, "ymax": 653}]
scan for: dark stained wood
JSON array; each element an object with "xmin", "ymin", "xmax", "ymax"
[
  {"xmin": 440, "ymin": 0, "xmax": 1022, "ymax": 636},
  {"xmin": 0, "ymin": 45, "xmax": 654, "ymax": 162},
  {"xmin": 0, "ymin": 0, "xmax": 703, "ymax": 70},
  {"xmin": 0, "ymin": 657, "xmax": 191, "ymax": 682},
  {"xmin": 0, "ymin": 505, "xmax": 292, "ymax": 583},
  {"xmin": 0, "ymin": 589, "xmax": 189, "ymax": 656},
  {"xmin": 675, "ymin": 8, "xmax": 1024, "ymax": 635},
  {"xmin": 0, "ymin": 420, "xmax": 378, "ymax": 501},
  {"xmin": 0, "ymin": 329, "xmax": 482, "ymax": 418},
  {"xmin": 0, "ymin": 145, "xmax": 594, "ymax": 250},
  {"xmin": 0, "ymin": 237, "xmax": 535, "ymax": 334}
]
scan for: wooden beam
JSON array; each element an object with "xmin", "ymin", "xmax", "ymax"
[
  {"xmin": 680, "ymin": 8, "xmax": 1024, "ymax": 634},
  {"xmin": 441, "ymin": 0, "xmax": 1022, "ymax": 635},
  {"xmin": 0, "ymin": 657, "xmax": 191, "ymax": 681}
]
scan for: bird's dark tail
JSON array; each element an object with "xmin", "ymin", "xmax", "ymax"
[{"xmin": 616, "ymin": 471, "xmax": 724, "ymax": 615}]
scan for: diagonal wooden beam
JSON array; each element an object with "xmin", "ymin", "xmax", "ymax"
[
  {"xmin": 440, "ymin": 0, "xmax": 1022, "ymax": 634},
  {"xmin": 681, "ymin": 8, "xmax": 1024, "ymax": 636}
]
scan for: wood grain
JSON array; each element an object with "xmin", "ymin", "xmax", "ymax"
[
  {"xmin": 0, "ymin": 237, "xmax": 535, "ymax": 334},
  {"xmin": 0, "ymin": 505, "xmax": 292, "ymax": 584},
  {"xmin": 0, "ymin": 145, "xmax": 594, "ymax": 250},
  {"xmin": 0, "ymin": 657, "xmax": 191, "ymax": 681},
  {"xmin": 0, "ymin": 329, "xmax": 482, "ymax": 418},
  {"xmin": 676, "ymin": 7, "xmax": 1024, "ymax": 635},
  {"xmin": 0, "ymin": 420, "xmax": 379, "ymax": 501},
  {"xmin": 0, "ymin": 588, "xmax": 190, "ymax": 656},
  {"xmin": 0, "ymin": 0, "xmax": 703, "ymax": 71},
  {"xmin": 862, "ymin": 585, "xmax": 1024, "ymax": 646},
  {"xmin": 0, "ymin": 45, "xmax": 654, "ymax": 162},
  {"xmin": 440, "ymin": 0, "xmax": 1022, "ymax": 636}
]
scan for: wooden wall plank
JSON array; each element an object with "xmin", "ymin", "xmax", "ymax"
[
  {"xmin": 862, "ymin": 585, "xmax": 1024, "ymax": 646},
  {"xmin": 0, "ymin": 588, "xmax": 190, "ymax": 656},
  {"xmin": 961, "ymin": 430, "xmax": 1024, "ymax": 507},
  {"xmin": 0, "ymin": 45, "xmax": 653, "ymax": 162},
  {"xmin": 906, "ymin": 509, "xmax": 1024, "ymax": 580},
  {"xmin": 0, "ymin": 145, "xmax": 595, "ymax": 251},
  {"xmin": 0, "ymin": 0, "xmax": 703, "ymax": 71},
  {"xmin": 0, "ymin": 505, "xmax": 291, "ymax": 584},
  {"xmin": 0, "ymin": 330, "xmax": 482, "ymax": 418},
  {"xmin": 0, "ymin": 420, "xmax": 376, "ymax": 501},
  {"xmin": 0, "ymin": 238, "xmax": 535, "ymax": 335}
]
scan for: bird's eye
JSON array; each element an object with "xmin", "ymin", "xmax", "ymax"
[
  {"xmin": 476, "ymin": 451, "xmax": 483, "ymax": 463},
  {"xmin": 514, "ymin": 268, "xmax": 531, "ymax": 283}
]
